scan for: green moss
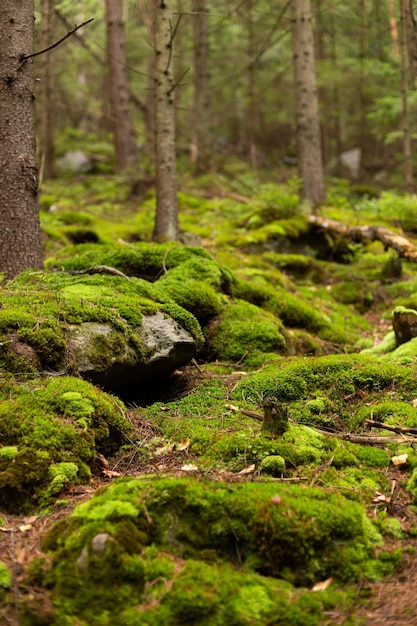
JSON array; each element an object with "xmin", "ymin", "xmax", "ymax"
[
  {"xmin": 0, "ymin": 446, "xmax": 18, "ymax": 460},
  {"xmin": 355, "ymin": 401, "xmax": 417, "ymax": 429},
  {"xmin": 36, "ymin": 476, "xmax": 383, "ymax": 624},
  {"xmin": 0, "ymin": 375, "xmax": 130, "ymax": 513},
  {"xmin": 0, "ymin": 270, "xmax": 203, "ymax": 377},
  {"xmin": 234, "ymin": 354, "xmax": 417, "ymax": 409},
  {"xmin": 380, "ymin": 336, "xmax": 417, "ymax": 362},
  {"xmin": 259, "ymin": 455, "xmax": 286, "ymax": 476},
  {"xmin": 362, "ymin": 330, "xmax": 397, "ymax": 356},
  {"xmin": 0, "ymin": 562, "xmax": 11, "ymax": 590},
  {"xmin": 306, "ymin": 396, "xmax": 333, "ymax": 415},
  {"xmin": 208, "ymin": 299, "xmax": 288, "ymax": 364}
]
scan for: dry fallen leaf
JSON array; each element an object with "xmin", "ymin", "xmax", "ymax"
[
  {"xmin": 180, "ymin": 463, "xmax": 199, "ymax": 472},
  {"xmin": 177, "ymin": 437, "xmax": 191, "ymax": 452},
  {"xmin": 102, "ymin": 469, "xmax": 123, "ymax": 478},
  {"xmin": 391, "ymin": 453, "xmax": 408, "ymax": 467},
  {"xmin": 225, "ymin": 403, "xmax": 240, "ymax": 412},
  {"xmin": 237, "ymin": 464, "xmax": 256, "ymax": 476},
  {"xmin": 18, "ymin": 524, "xmax": 33, "ymax": 533},
  {"xmin": 155, "ymin": 443, "xmax": 175, "ymax": 456},
  {"xmin": 372, "ymin": 492, "xmax": 391, "ymax": 503},
  {"xmin": 96, "ymin": 452, "xmax": 109, "ymax": 469},
  {"xmin": 312, "ymin": 578, "xmax": 333, "ymax": 592}
]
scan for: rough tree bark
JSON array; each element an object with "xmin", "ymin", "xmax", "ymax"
[
  {"xmin": 105, "ymin": 0, "xmax": 137, "ymax": 172},
  {"xmin": 192, "ymin": 0, "xmax": 212, "ymax": 173},
  {"xmin": 0, "ymin": 0, "xmax": 43, "ymax": 280},
  {"xmin": 291, "ymin": 0, "xmax": 326, "ymax": 208},
  {"xmin": 39, "ymin": 0, "xmax": 55, "ymax": 181},
  {"xmin": 152, "ymin": 0, "xmax": 179, "ymax": 242}
]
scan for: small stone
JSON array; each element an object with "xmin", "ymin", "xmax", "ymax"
[{"xmin": 91, "ymin": 533, "xmax": 112, "ymax": 554}]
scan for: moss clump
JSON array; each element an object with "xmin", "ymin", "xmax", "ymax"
[
  {"xmin": 259, "ymin": 455, "xmax": 286, "ymax": 476},
  {"xmin": 208, "ymin": 299, "xmax": 288, "ymax": 364},
  {"xmin": 36, "ymin": 476, "xmax": 384, "ymax": 624},
  {"xmin": 354, "ymin": 401, "xmax": 417, "ymax": 429},
  {"xmin": 0, "ymin": 446, "xmax": 18, "ymax": 460},
  {"xmin": 0, "ymin": 375, "xmax": 130, "ymax": 513}
]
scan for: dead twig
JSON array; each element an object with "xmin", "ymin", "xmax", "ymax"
[
  {"xmin": 365, "ymin": 419, "xmax": 417, "ymax": 435},
  {"xmin": 316, "ymin": 428, "xmax": 416, "ymax": 446},
  {"xmin": 21, "ymin": 18, "xmax": 94, "ymax": 61},
  {"xmin": 226, "ymin": 404, "xmax": 263, "ymax": 421}
]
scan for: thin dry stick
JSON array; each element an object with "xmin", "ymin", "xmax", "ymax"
[
  {"xmin": 365, "ymin": 419, "xmax": 417, "ymax": 435},
  {"xmin": 316, "ymin": 429, "xmax": 416, "ymax": 446},
  {"xmin": 21, "ymin": 18, "xmax": 94, "ymax": 60}
]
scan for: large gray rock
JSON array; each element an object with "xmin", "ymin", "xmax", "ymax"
[{"xmin": 66, "ymin": 311, "xmax": 196, "ymax": 396}]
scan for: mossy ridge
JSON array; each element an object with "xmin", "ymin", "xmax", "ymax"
[
  {"xmin": 46, "ymin": 241, "xmax": 216, "ymax": 278},
  {"xmin": 36, "ymin": 476, "xmax": 384, "ymax": 624},
  {"xmin": 0, "ymin": 375, "xmax": 129, "ymax": 513},
  {"xmin": 234, "ymin": 354, "xmax": 417, "ymax": 410}
]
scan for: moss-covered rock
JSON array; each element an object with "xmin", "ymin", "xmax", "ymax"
[
  {"xmin": 32, "ymin": 476, "xmax": 389, "ymax": 624},
  {"xmin": 0, "ymin": 375, "xmax": 130, "ymax": 513},
  {"xmin": 0, "ymin": 270, "xmax": 202, "ymax": 396}
]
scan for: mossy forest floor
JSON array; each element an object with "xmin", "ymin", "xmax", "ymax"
[{"xmin": 5, "ymin": 159, "xmax": 417, "ymax": 624}]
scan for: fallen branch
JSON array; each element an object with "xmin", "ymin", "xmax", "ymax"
[
  {"xmin": 365, "ymin": 419, "xmax": 417, "ymax": 435},
  {"xmin": 308, "ymin": 215, "xmax": 417, "ymax": 262},
  {"xmin": 316, "ymin": 429, "xmax": 416, "ymax": 446}
]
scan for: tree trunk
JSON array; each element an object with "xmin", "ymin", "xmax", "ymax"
[
  {"xmin": 0, "ymin": 0, "xmax": 43, "ymax": 280},
  {"xmin": 399, "ymin": 0, "xmax": 414, "ymax": 191},
  {"xmin": 39, "ymin": 0, "xmax": 55, "ymax": 181},
  {"xmin": 152, "ymin": 0, "xmax": 179, "ymax": 241},
  {"xmin": 388, "ymin": 0, "xmax": 400, "ymax": 57},
  {"xmin": 105, "ymin": 0, "xmax": 137, "ymax": 172},
  {"xmin": 313, "ymin": 0, "xmax": 328, "ymax": 167},
  {"xmin": 291, "ymin": 0, "xmax": 326, "ymax": 208},
  {"xmin": 246, "ymin": 0, "xmax": 259, "ymax": 171},
  {"xmin": 192, "ymin": 0, "xmax": 212, "ymax": 173}
]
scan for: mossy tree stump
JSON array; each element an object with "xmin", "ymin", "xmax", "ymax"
[{"xmin": 261, "ymin": 395, "xmax": 289, "ymax": 437}]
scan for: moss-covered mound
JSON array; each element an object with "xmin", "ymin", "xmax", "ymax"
[
  {"xmin": 207, "ymin": 299, "xmax": 289, "ymax": 364},
  {"xmin": 0, "ymin": 375, "xmax": 129, "ymax": 513},
  {"xmin": 0, "ymin": 269, "xmax": 203, "ymax": 381},
  {"xmin": 30, "ymin": 477, "xmax": 390, "ymax": 625}
]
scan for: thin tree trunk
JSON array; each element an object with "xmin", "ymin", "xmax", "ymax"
[
  {"xmin": 105, "ymin": 0, "xmax": 137, "ymax": 172},
  {"xmin": 329, "ymin": 12, "xmax": 342, "ymax": 159},
  {"xmin": 399, "ymin": 0, "xmax": 414, "ymax": 190},
  {"xmin": 358, "ymin": 0, "xmax": 367, "ymax": 163},
  {"xmin": 39, "ymin": 0, "xmax": 55, "ymax": 181},
  {"xmin": 313, "ymin": 0, "xmax": 328, "ymax": 167},
  {"xmin": 246, "ymin": 0, "xmax": 259, "ymax": 171},
  {"xmin": 291, "ymin": 0, "xmax": 326, "ymax": 208},
  {"xmin": 406, "ymin": 0, "xmax": 417, "ymax": 85},
  {"xmin": 388, "ymin": 0, "xmax": 400, "ymax": 57},
  {"xmin": 152, "ymin": 0, "xmax": 179, "ymax": 241},
  {"xmin": 0, "ymin": 0, "xmax": 43, "ymax": 280},
  {"xmin": 192, "ymin": 0, "xmax": 212, "ymax": 172}
]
